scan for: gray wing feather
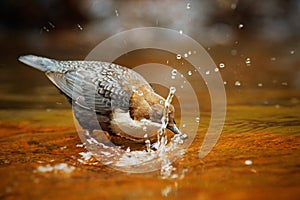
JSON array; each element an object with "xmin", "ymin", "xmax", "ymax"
[{"xmin": 46, "ymin": 61, "xmax": 149, "ymax": 114}]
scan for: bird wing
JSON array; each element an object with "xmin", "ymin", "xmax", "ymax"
[{"xmin": 46, "ymin": 62, "xmax": 151, "ymax": 114}]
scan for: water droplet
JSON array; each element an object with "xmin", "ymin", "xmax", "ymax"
[
  {"xmin": 171, "ymin": 69, "xmax": 177, "ymax": 76},
  {"xmin": 186, "ymin": 3, "xmax": 191, "ymax": 9},
  {"xmin": 195, "ymin": 117, "xmax": 200, "ymax": 123},
  {"xmin": 176, "ymin": 54, "xmax": 182, "ymax": 60},
  {"xmin": 160, "ymin": 100, "xmax": 164, "ymax": 105},
  {"xmin": 170, "ymin": 87, "xmax": 176, "ymax": 94},
  {"xmin": 180, "ymin": 85, "xmax": 184, "ymax": 89},
  {"xmin": 290, "ymin": 50, "xmax": 295, "ymax": 54},
  {"xmin": 131, "ymin": 86, "xmax": 137, "ymax": 92},
  {"xmin": 205, "ymin": 70, "xmax": 210, "ymax": 75},
  {"xmin": 235, "ymin": 81, "xmax": 241, "ymax": 86},
  {"xmin": 77, "ymin": 24, "xmax": 83, "ymax": 31},
  {"xmin": 171, "ymin": 70, "xmax": 177, "ymax": 79},
  {"xmin": 245, "ymin": 57, "xmax": 251, "ymax": 66},
  {"xmin": 238, "ymin": 23, "xmax": 244, "ymax": 29},
  {"xmin": 182, "ymin": 124, "xmax": 186, "ymax": 128},
  {"xmin": 179, "ymin": 30, "xmax": 183, "ymax": 34},
  {"xmin": 219, "ymin": 63, "xmax": 225, "ymax": 68},
  {"xmin": 244, "ymin": 160, "xmax": 252, "ymax": 165},
  {"xmin": 145, "ymin": 139, "xmax": 151, "ymax": 151},
  {"xmin": 214, "ymin": 68, "xmax": 219, "ymax": 72},
  {"xmin": 48, "ymin": 21, "xmax": 55, "ymax": 28},
  {"xmin": 223, "ymin": 81, "xmax": 227, "ymax": 85},
  {"xmin": 137, "ymin": 90, "xmax": 143, "ymax": 96},
  {"xmin": 184, "ymin": 53, "xmax": 188, "ymax": 58},
  {"xmin": 115, "ymin": 9, "xmax": 119, "ymax": 16},
  {"xmin": 188, "ymin": 51, "xmax": 192, "ymax": 55},
  {"xmin": 143, "ymin": 126, "xmax": 147, "ymax": 131},
  {"xmin": 43, "ymin": 26, "xmax": 49, "ymax": 32},
  {"xmin": 257, "ymin": 83, "xmax": 263, "ymax": 87},
  {"xmin": 144, "ymin": 133, "xmax": 148, "ymax": 138},
  {"xmin": 187, "ymin": 71, "xmax": 192, "ymax": 76},
  {"xmin": 166, "ymin": 60, "xmax": 169, "ymax": 64},
  {"xmin": 126, "ymin": 147, "xmax": 130, "ymax": 153}
]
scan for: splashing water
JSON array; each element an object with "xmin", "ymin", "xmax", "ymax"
[
  {"xmin": 76, "ymin": 87, "xmax": 187, "ymax": 175},
  {"xmin": 158, "ymin": 86, "xmax": 176, "ymax": 148}
]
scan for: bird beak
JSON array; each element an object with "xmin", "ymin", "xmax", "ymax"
[{"xmin": 167, "ymin": 124, "xmax": 182, "ymax": 135}]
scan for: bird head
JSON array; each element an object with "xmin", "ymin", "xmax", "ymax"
[{"xmin": 166, "ymin": 104, "xmax": 182, "ymax": 135}]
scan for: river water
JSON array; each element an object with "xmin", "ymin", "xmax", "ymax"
[{"xmin": 0, "ymin": 35, "xmax": 299, "ymax": 199}]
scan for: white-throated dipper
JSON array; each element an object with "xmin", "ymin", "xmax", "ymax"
[{"xmin": 19, "ymin": 55, "xmax": 185, "ymax": 149}]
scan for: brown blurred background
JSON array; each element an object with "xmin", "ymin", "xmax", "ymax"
[{"xmin": 0, "ymin": 0, "xmax": 299, "ymax": 89}]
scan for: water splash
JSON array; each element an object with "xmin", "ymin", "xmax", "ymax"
[
  {"xmin": 76, "ymin": 87, "xmax": 187, "ymax": 175},
  {"xmin": 159, "ymin": 87, "xmax": 187, "ymax": 177}
]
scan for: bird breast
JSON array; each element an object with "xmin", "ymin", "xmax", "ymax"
[{"xmin": 110, "ymin": 109, "xmax": 161, "ymax": 139}]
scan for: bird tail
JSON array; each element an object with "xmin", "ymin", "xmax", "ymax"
[{"xmin": 18, "ymin": 55, "xmax": 56, "ymax": 72}]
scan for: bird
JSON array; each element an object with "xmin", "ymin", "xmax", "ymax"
[{"xmin": 19, "ymin": 55, "xmax": 185, "ymax": 150}]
